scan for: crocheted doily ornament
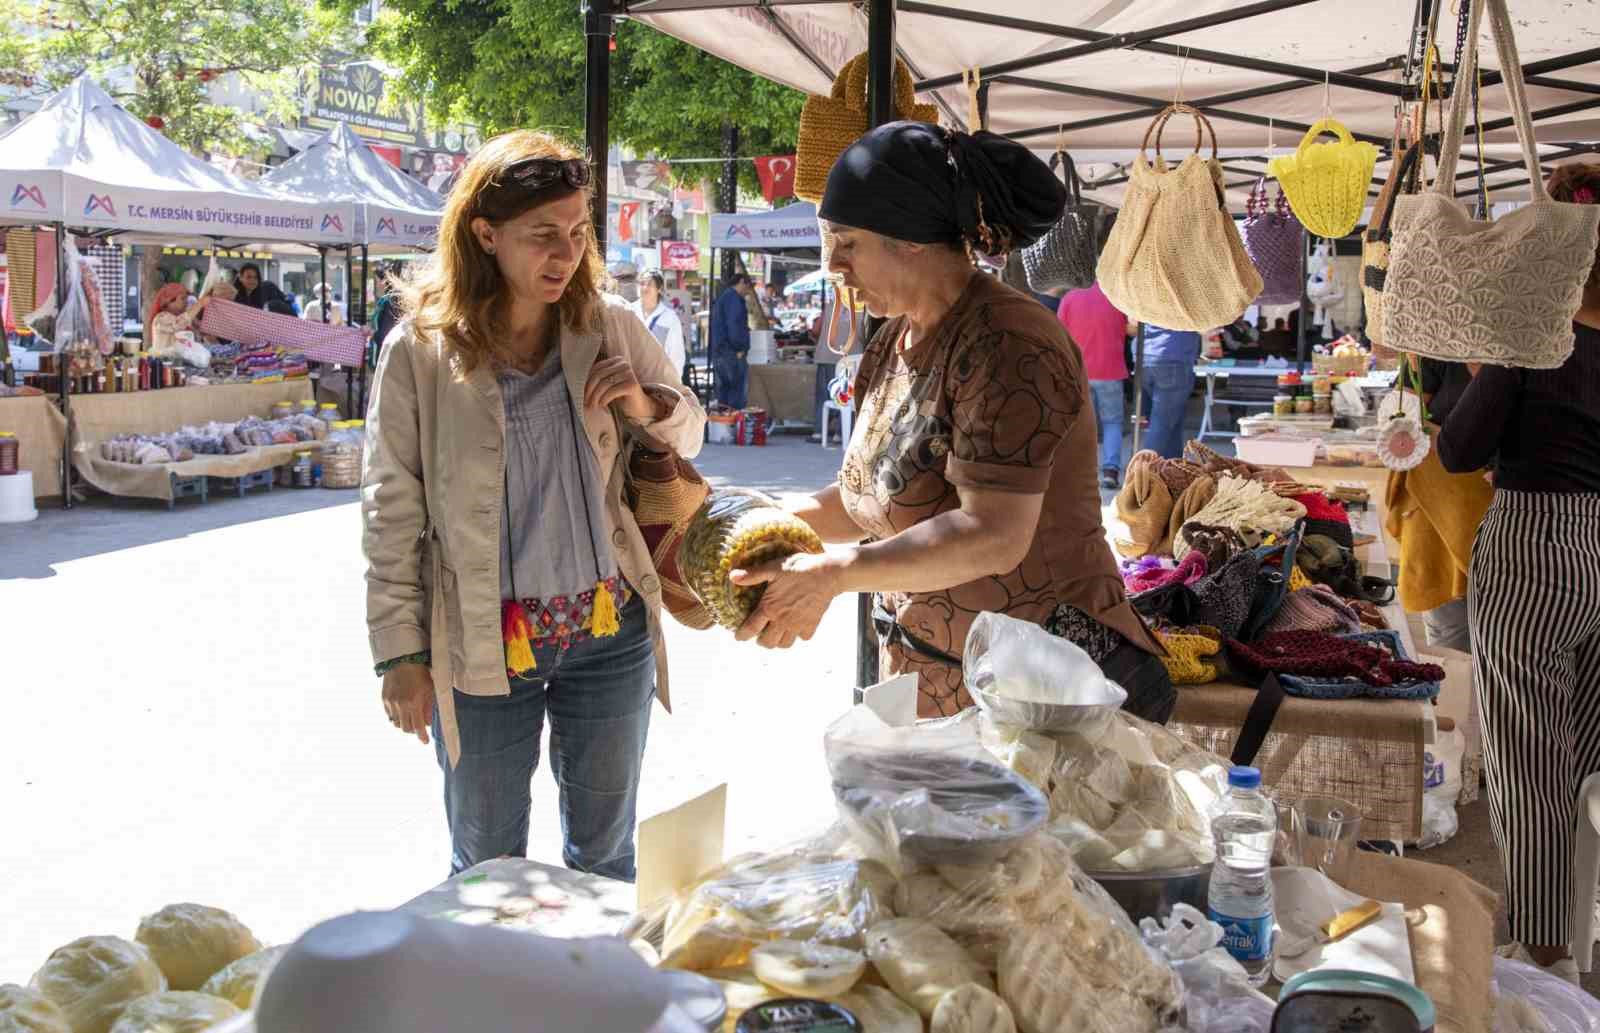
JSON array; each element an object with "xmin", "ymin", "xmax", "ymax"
[
  {"xmin": 1378, "ymin": 415, "xmax": 1431, "ymax": 472},
  {"xmin": 1375, "ymin": 388, "xmax": 1423, "ymax": 425}
]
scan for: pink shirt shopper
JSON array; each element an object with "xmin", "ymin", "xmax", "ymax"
[{"xmin": 1057, "ymin": 284, "xmax": 1129, "ymax": 488}]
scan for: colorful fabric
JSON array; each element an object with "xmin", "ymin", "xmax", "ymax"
[
  {"xmin": 85, "ymin": 244, "xmax": 125, "ymax": 331},
  {"xmin": 513, "ymin": 576, "xmax": 634, "ymax": 652},
  {"xmin": 1124, "ymin": 550, "xmax": 1208, "ymax": 594},
  {"xmin": 197, "ymin": 297, "xmax": 364, "ymax": 365}
]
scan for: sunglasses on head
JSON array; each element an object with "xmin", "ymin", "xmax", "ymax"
[{"xmin": 498, "ymin": 157, "xmax": 592, "ymax": 192}]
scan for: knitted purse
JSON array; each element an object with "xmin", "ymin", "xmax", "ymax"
[
  {"xmin": 1268, "ymin": 118, "xmax": 1379, "ymax": 239},
  {"xmin": 624, "ymin": 442, "xmax": 714, "ymax": 630},
  {"xmin": 1385, "ymin": 0, "xmax": 1600, "ymax": 369},
  {"xmin": 795, "ymin": 53, "xmax": 941, "ymax": 203},
  {"xmin": 1241, "ymin": 179, "xmax": 1305, "ymax": 305},
  {"xmin": 1231, "ymin": 629, "xmax": 1443, "ymax": 701},
  {"xmin": 1096, "ymin": 104, "xmax": 1262, "ymax": 331},
  {"xmin": 1157, "ymin": 625, "xmax": 1224, "ymax": 685},
  {"xmin": 1261, "ymin": 585, "xmax": 1363, "ymax": 637},
  {"xmin": 1020, "ymin": 151, "xmax": 1113, "ymax": 292}
]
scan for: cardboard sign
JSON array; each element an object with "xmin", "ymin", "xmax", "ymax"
[{"xmin": 636, "ymin": 783, "xmax": 727, "ymax": 911}]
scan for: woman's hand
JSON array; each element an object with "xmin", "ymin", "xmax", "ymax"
[
  {"xmin": 585, "ymin": 352, "xmax": 660, "ymax": 422},
  {"xmin": 732, "ymin": 551, "xmax": 848, "ymax": 648},
  {"xmin": 382, "ymin": 664, "xmax": 436, "ymax": 745}
]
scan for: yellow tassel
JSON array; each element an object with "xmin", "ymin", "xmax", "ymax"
[
  {"xmin": 502, "ymin": 600, "xmax": 537, "ymax": 678},
  {"xmin": 590, "ymin": 579, "xmax": 621, "ymax": 638}
]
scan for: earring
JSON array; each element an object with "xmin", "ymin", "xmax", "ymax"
[{"xmin": 485, "ymin": 247, "xmax": 496, "ymax": 255}]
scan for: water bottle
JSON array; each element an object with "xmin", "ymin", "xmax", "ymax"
[{"xmin": 1208, "ymin": 766, "xmax": 1277, "ymax": 986}]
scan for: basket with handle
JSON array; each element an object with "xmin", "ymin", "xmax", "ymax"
[
  {"xmin": 1096, "ymin": 103, "xmax": 1262, "ymax": 331},
  {"xmin": 1268, "ymin": 119, "xmax": 1379, "ymax": 239},
  {"xmin": 1019, "ymin": 150, "xmax": 1113, "ymax": 292},
  {"xmin": 796, "ymin": 53, "xmax": 941, "ymax": 203},
  {"xmin": 1241, "ymin": 178, "xmax": 1305, "ymax": 306}
]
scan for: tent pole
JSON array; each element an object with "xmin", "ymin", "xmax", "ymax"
[
  {"xmin": 584, "ymin": 0, "xmax": 613, "ymax": 253},
  {"xmin": 854, "ymin": 0, "xmax": 896, "ymax": 703},
  {"xmin": 342, "ymin": 245, "xmax": 354, "ymax": 417},
  {"xmin": 55, "ymin": 222, "xmax": 72, "ymax": 509}
]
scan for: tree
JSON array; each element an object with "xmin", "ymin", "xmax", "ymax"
[
  {"xmin": 17, "ymin": 0, "xmax": 354, "ymax": 159},
  {"xmin": 338, "ymin": 0, "xmax": 804, "ymax": 197}
]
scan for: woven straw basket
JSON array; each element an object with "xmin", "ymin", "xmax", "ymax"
[
  {"xmin": 1268, "ymin": 119, "xmax": 1379, "ymax": 239},
  {"xmin": 796, "ymin": 53, "xmax": 941, "ymax": 204}
]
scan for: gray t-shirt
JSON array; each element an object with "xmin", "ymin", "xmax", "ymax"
[{"xmin": 498, "ymin": 353, "xmax": 617, "ymax": 603}]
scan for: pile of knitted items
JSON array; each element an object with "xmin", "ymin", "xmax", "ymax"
[
  {"xmin": 1261, "ymin": 585, "xmax": 1364, "ymax": 637},
  {"xmin": 1121, "ymin": 552, "xmax": 1208, "ymax": 594},
  {"xmin": 1115, "ymin": 451, "xmax": 1221, "ymax": 557},
  {"xmin": 1155, "ymin": 623, "xmax": 1224, "ymax": 684},
  {"xmin": 1175, "ymin": 522, "xmax": 1249, "ymax": 571},
  {"xmin": 1171, "ymin": 476, "xmax": 1307, "ymax": 563},
  {"xmin": 1227, "ymin": 630, "xmax": 1444, "ymax": 687},
  {"xmin": 1294, "ymin": 490, "xmax": 1354, "ymax": 549}
]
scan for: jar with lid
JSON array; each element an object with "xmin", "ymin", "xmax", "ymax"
[
  {"xmin": 1273, "ymin": 395, "xmax": 1294, "ymax": 417},
  {"xmin": 318, "ymin": 402, "xmax": 341, "ymax": 425},
  {"xmin": 0, "ymin": 431, "xmax": 18, "ymax": 476},
  {"xmin": 1294, "ymin": 395, "xmax": 1315, "ymax": 414},
  {"xmin": 291, "ymin": 450, "xmax": 315, "ymax": 488},
  {"xmin": 272, "ymin": 400, "xmax": 294, "ymax": 420},
  {"xmin": 1313, "ymin": 393, "xmax": 1333, "ymax": 415},
  {"xmin": 298, "ymin": 399, "xmax": 318, "ymax": 417}
]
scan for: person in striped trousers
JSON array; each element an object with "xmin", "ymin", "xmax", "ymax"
[{"xmin": 1437, "ymin": 162, "xmax": 1600, "ymax": 984}]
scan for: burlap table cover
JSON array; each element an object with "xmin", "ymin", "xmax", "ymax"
[
  {"xmin": 0, "ymin": 394, "xmax": 66, "ymax": 498},
  {"xmin": 1341, "ymin": 851, "xmax": 1496, "ymax": 1033},
  {"xmin": 1171, "ymin": 682, "xmax": 1428, "ymax": 842},
  {"xmin": 67, "ymin": 381, "xmax": 317, "ymax": 501},
  {"xmin": 746, "ymin": 363, "xmax": 816, "ymax": 425}
]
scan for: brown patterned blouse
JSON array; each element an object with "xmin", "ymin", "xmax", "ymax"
[{"xmin": 840, "ymin": 271, "xmax": 1163, "ymax": 717}]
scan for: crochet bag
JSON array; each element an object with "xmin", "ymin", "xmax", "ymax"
[
  {"xmin": 1020, "ymin": 151, "xmax": 1113, "ymax": 292},
  {"xmin": 1275, "ymin": 630, "xmax": 1443, "ymax": 701},
  {"xmin": 624, "ymin": 442, "xmax": 714, "ymax": 630},
  {"xmin": 1267, "ymin": 118, "xmax": 1379, "ymax": 239},
  {"xmin": 1096, "ymin": 104, "xmax": 1262, "ymax": 331},
  {"xmin": 1385, "ymin": 0, "xmax": 1600, "ymax": 369},
  {"xmin": 1361, "ymin": 142, "xmax": 1428, "ymax": 352},
  {"xmin": 796, "ymin": 53, "xmax": 941, "ymax": 204},
  {"xmin": 1240, "ymin": 178, "xmax": 1305, "ymax": 305}
]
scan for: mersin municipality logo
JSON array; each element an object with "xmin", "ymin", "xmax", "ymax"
[
  {"xmin": 322, "ymin": 214, "xmax": 345, "ymax": 233},
  {"xmin": 83, "ymin": 194, "xmax": 116, "ymax": 217},
  {"xmin": 375, "ymin": 216, "xmax": 397, "ymax": 236},
  {"xmin": 9, "ymin": 184, "xmax": 46, "ymax": 210}
]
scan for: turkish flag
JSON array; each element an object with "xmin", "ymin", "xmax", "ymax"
[
  {"xmin": 368, "ymin": 144, "xmax": 403, "ymax": 168},
  {"xmin": 617, "ymin": 202, "xmax": 640, "ymax": 243},
  {"xmin": 754, "ymin": 155, "xmax": 797, "ymax": 202}
]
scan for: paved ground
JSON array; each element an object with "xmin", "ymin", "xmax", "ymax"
[{"xmin": 0, "ymin": 405, "xmax": 1571, "ymax": 991}]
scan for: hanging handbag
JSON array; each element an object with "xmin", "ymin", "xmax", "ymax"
[
  {"xmin": 1020, "ymin": 151, "xmax": 1111, "ymax": 292},
  {"xmin": 1268, "ymin": 118, "xmax": 1379, "ymax": 239},
  {"xmin": 796, "ymin": 52, "xmax": 941, "ymax": 204},
  {"xmin": 1096, "ymin": 104, "xmax": 1263, "ymax": 331},
  {"xmin": 624, "ymin": 441, "xmax": 715, "ymax": 631},
  {"xmin": 1240, "ymin": 178, "xmax": 1305, "ymax": 305},
  {"xmin": 1362, "ymin": 141, "xmax": 1428, "ymax": 352},
  {"xmin": 1385, "ymin": 0, "xmax": 1600, "ymax": 369}
]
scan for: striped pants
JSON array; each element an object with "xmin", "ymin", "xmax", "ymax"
[{"xmin": 1469, "ymin": 490, "xmax": 1600, "ymax": 946}]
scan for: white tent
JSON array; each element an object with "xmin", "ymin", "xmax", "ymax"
[
  {"xmin": 708, "ymin": 201, "xmax": 822, "ymax": 249},
  {"xmin": 0, "ymin": 76, "xmax": 352, "ymax": 245},
  {"xmin": 628, "ymin": 0, "xmax": 1600, "ymax": 211},
  {"xmin": 261, "ymin": 122, "xmax": 444, "ymax": 251}
]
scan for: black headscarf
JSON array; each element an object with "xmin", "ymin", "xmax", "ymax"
[{"xmin": 819, "ymin": 121, "xmax": 1067, "ymax": 254}]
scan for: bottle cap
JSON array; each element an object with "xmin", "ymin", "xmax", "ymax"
[{"xmin": 1228, "ymin": 766, "xmax": 1262, "ymax": 789}]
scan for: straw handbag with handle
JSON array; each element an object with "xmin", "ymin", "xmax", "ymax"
[
  {"xmin": 1019, "ymin": 150, "xmax": 1114, "ymax": 292},
  {"xmin": 796, "ymin": 53, "xmax": 941, "ymax": 204},
  {"xmin": 1268, "ymin": 119, "xmax": 1378, "ymax": 239},
  {"xmin": 1385, "ymin": 0, "xmax": 1600, "ymax": 369},
  {"xmin": 1096, "ymin": 104, "xmax": 1262, "ymax": 331},
  {"xmin": 1241, "ymin": 178, "xmax": 1305, "ymax": 305}
]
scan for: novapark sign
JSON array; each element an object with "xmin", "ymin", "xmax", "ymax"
[{"xmin": 304, "ymin": 62, "xmax": 425, "ymax": 147}]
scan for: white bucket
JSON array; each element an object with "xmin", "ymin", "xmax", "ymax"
[{"xmin": 0, "ymin": 471, "xmax": 38, "ymax": 523}]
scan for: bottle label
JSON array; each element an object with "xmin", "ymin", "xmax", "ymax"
[{"xmin": 1210, "ymin": 907, "xmax": 1274, "ymax": 963}]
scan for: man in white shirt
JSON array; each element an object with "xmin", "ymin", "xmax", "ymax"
[
  {"xmin": 304, "ymin": 283, "xmax": 346, "ymax": 325},
  {"xmin": 628, "ymin": 271, "xmax": 686, "ymax": 377}
]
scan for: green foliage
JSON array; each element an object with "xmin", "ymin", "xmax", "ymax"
[
  {"xmin": 18, "ymin": 0, "xmax": 353, "ymax": 158},
  {"xmin": 339, "ymin": 0, "xmax": 804, "ymax": 198}
]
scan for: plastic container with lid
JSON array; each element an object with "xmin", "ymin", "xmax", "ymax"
[
  {"xmin": 0, "ymin": 431, "xmax": 18, "ymax": 476},
  {"xmin": 318, "ymin": 402, "xmax": 341, "ymax": 424},
  {"xmin": 734, "ymin": 999, "xmax": 861, "ymax": 1033},
  {"xmin": 1313, "ymin": 393, "xmax": 1333, "ymax": 415},
  {"xmin": 272, "ymin": 400, "xmax": 295, "ymax": 420},
  {"xmin": 1273, "ymin": 395, "xmax": 1294, "ymax": 417},
  {"xmin": 291, "ymin": 450, "xmax": 315, "ymax": 488},
  {"xmin": 298, "ymin": 399, "xmax": 319, "ymax": 416},
  {"xmin": 1294, "ymin": 396, "xmax": 1314, "ymax": 414}
]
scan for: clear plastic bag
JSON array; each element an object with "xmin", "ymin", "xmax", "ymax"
[
  {"xmin": 1493, "ymin": 956, "xmax": 1600, "ymax": 1033},
  {"xmin": 55, "ymin": 240, "xmax": 109, "ymax": 356},
  {"xmin": 1140, "ymin": 904, "xmax": 1275, "ymax": 1033},
  {"xmin": 825, "ymin": 707, "xmax": 1049, "ymax": 875},
  {"xmin": 677, "ymin": 488, "xmax": 824, "ymax": 630},
  {"xmin": 964, "ymin": 612, "xmax": 1126, "ymax": 733}
]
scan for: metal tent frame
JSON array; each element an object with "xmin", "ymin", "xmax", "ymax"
[{"xmin": 579, "ymin": 0, "xmax": 1600, "ymax": 693}]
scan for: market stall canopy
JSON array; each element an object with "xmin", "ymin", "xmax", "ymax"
[
  {"xmin": 261, "ymin": 121, "xmax": 444, "ymax": 251},
  {"xmin": 709, "ymin": 201, "xmax": 822, "ymax": 250},
  {"xmin": 625, "ymin": 0, "xmax": 1600, "ymax": 211},
  {"xmin": 784, "ymin": 267, "xmax": 830, "ymax": 294},
  {"xmin": 0, "ymin": 76, "xmax": 353, "ymax": 245}
]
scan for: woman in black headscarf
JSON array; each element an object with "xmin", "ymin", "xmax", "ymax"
[{"xmin": 732, "ymin": 122, "xmax": 1171, "ymax": 722}]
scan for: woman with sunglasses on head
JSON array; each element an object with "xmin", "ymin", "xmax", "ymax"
[{"xmin": 362, "ymin": 131, "xmax": 706, "ymax": 880}]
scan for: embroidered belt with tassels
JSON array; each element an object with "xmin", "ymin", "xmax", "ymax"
[{"xmin": 500, "ymin": 577, "xmax": 631, "ymax": 678}]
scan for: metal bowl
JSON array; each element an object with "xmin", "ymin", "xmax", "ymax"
[
  {"xmin": 969, "ymin": 680, "xmax": 1126, "ymax": 734},
  {"xmin": 1086, "ymin": 863, "xmax": 1213, "ymax": 924}
]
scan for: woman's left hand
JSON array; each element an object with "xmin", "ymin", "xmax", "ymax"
[
  {"xmin": 585, "ymin": 353, "xmax": 657, "ymax": 421},
  {"xmin": 732, "ymin": 551, "xmax": 847, "ymax": 649}
]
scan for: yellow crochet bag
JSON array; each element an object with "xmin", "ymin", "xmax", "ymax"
[
  {"xmin": 1157, "ymin": 627, "xmax": 1223, "ymax": 685},
  {"xmin": 795, "ymin": 52, "xmax": 941, "ymax": 203},
  {"xmin": 1269, "ymin": 119, "xmax": 1379, "ymax": 239}
]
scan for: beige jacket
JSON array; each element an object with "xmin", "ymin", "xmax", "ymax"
[{"xmin": 362, "ymin": 294, "xmax": 707, "ymax": 766}]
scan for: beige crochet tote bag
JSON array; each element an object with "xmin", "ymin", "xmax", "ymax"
[
  {"xmin": 1096, "ymin": 104, "xmax": 1263, "ymax": 331},
  {"xmin": 1384, "ymin": 0, "xmax": 1600, "ymax": 369}
]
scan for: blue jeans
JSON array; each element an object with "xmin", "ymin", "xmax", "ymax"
[
  {"xmin": 1089, "ymin": 379, "xmax": 1125, "ymax": 472},
  {"xmin": 714, "ymin": 351, "xmax": 749, "ymax": 409},
  {"xmin": 432, "ymin": 595, "xmax": 655, "ymax": 881},
  {"xmin": 1141, "ymin": 361, "xmax": 1197, "ymax": 460}
]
